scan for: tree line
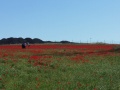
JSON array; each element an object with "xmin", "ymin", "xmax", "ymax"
[
  {"xmin": 0, "ymin": 37, "xmax": 71, "ymax": 45},
  {"xmin": 0, "ymin": 37, "xmax": 44, "ymax": 44}
]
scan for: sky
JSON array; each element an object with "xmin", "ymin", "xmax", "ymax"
[{"xmin": 0, "ymin": 0, "xmax": 120, "ymax": 43}]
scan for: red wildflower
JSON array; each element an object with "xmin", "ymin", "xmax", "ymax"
[
  {"xmin": 36, "ymin": 77, "xmax": 39, "ymax": 81},
  {"xmin": 77, "ymin": 82, "xmax": 82, "ymax": 87},
  {"xmin": 93, "ymin": 88, "xmax": 97, "ymax": 90}
]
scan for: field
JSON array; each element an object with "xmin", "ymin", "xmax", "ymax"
[{"xmin": 0, "ymin": 44, "xmax": 120, "ymax": 90}]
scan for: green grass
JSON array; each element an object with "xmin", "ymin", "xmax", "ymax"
[{"xmin": 0, "ymin": 54, "xmax": 120, "ymax": 90}]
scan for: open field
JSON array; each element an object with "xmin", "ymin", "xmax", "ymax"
[{"xmin": 0, "ymin": 44, "xmax": 120, "ymax": 90}]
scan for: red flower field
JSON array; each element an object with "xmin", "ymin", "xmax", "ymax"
[{"xmin": 0, "ymin": 44, "xmax": 120, "ymax": 90}]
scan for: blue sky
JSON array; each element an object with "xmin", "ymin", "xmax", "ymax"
[{"xmin": 0, "ymin": 0, "xmax": 120, "ymax": 43}]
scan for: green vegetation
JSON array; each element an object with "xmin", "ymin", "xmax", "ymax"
[
  {"xmin": 0, "ymin": 44, "xmax": 120, "ymax": 90},
  {"xmin": 0, "ymin": 55, "xmax": 120, "ymax": 90}
]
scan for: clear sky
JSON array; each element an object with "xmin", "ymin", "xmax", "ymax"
[{"xmin": 0, "ymin": 0, "xmax": 120, "ymax": 43}]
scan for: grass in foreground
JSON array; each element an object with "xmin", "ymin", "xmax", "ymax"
[{"xmin": 0, "ymin": 53, "xmax": 120, "ymax": 90}]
